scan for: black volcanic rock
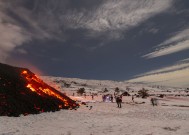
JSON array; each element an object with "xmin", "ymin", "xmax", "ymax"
[{"xmin": 0, "ymin": 63, "xmax": 78, "ymax": 117}]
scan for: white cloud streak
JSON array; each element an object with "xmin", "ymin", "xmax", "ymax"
[
  {"xmin": 136, "ymin": 61, "xmax": 189, "ymax": 77},
  {"xmin": 128, "ymin": 61, "xmax": 189, "ymax": 87},
  {"xmin": 179, "ymin": 58, "xmax": 189, "ymax": 63},
  {"xmin": 128, "ymin": 68, "xmax": 189, "ymax": 87},
  {"xmin": 143, "ymin": 28, "xmax": 189, "ymax": 58}
]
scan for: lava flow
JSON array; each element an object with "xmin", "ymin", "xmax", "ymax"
[
  {"xmin": 0, "ymin": 63, "xmax": 78, "ymax": 117},
  {"xmin": 21, "ymin": 70, "xmax": 78, "ymax": 108}
]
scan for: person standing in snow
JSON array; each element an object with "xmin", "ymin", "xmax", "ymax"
[
  {"xmin": 110, "ymin": 95, "xmax": 113, "ymax": 102},
  {"xmin": 116, "ymin": 96, "xmax": 122, "ymax": 108},
  {"xmin": 132, "ymin": 95, "xmax": 134, "ymax": 102},
  {"xmin": 102, "ymin": 95, "xmax": 104, "ymax": 102},
  {"xmin": 151, "ymin": 98, "xmax": 158, "ymax": 106}
]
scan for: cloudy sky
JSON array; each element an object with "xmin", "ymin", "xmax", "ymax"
[{"xmin": 0, "ymin": 0, "xmax": 189, "ymax": 87}]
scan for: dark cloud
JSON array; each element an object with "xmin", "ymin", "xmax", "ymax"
[{"xmin": 0, "ymin": 0, "xmax": 189, "ymax": 85}]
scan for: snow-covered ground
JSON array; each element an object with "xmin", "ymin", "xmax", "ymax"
[{"xmin": 1, "ymin": 76, "xmax": 189, "ymax": 135}]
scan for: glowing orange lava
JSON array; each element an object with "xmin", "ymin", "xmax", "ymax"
[{"xmin": 21, "ymin": 70, "xmax": 73, "ymax": 107}]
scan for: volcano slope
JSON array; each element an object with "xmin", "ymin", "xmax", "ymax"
[{"xmin": 0, "ymin": 63, "xmax": 78, "ymax": 117}]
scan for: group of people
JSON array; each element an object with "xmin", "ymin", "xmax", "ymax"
[
  {"xmin": 102, "ymin": 94, "xmax": 122, "ymax": 108},
  {"xmin": 102, "ymin": 94, "xmax": 113, "ymax": 102},
  {"xmin": 74, "ymin": 92, "xmax": 158, "ymax": 108}
]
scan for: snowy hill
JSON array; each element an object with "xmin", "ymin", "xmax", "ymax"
[
  {"xmin": 1, "ymin": 76, "xmax": 189, "ymax": 135},
  {"xmin": 41, "ymin": 76, "xmax": 188, "ymax": 96}
]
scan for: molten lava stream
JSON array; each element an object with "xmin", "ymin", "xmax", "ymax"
[{"xmin": 22, "ymin": 70, "xmax": 70, "ymax": 107}]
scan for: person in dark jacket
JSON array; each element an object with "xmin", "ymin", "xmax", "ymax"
[
  {"xmin": 110, "ymin": 95, "xmax": 113, "ymax": 102},
  {"xmin": 132, "ymin": 95, "xmax": 134, "ymax": 102},
  {"xmin": 116, "ymin": 96, "xmax": 122, "ymax": 108}
]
